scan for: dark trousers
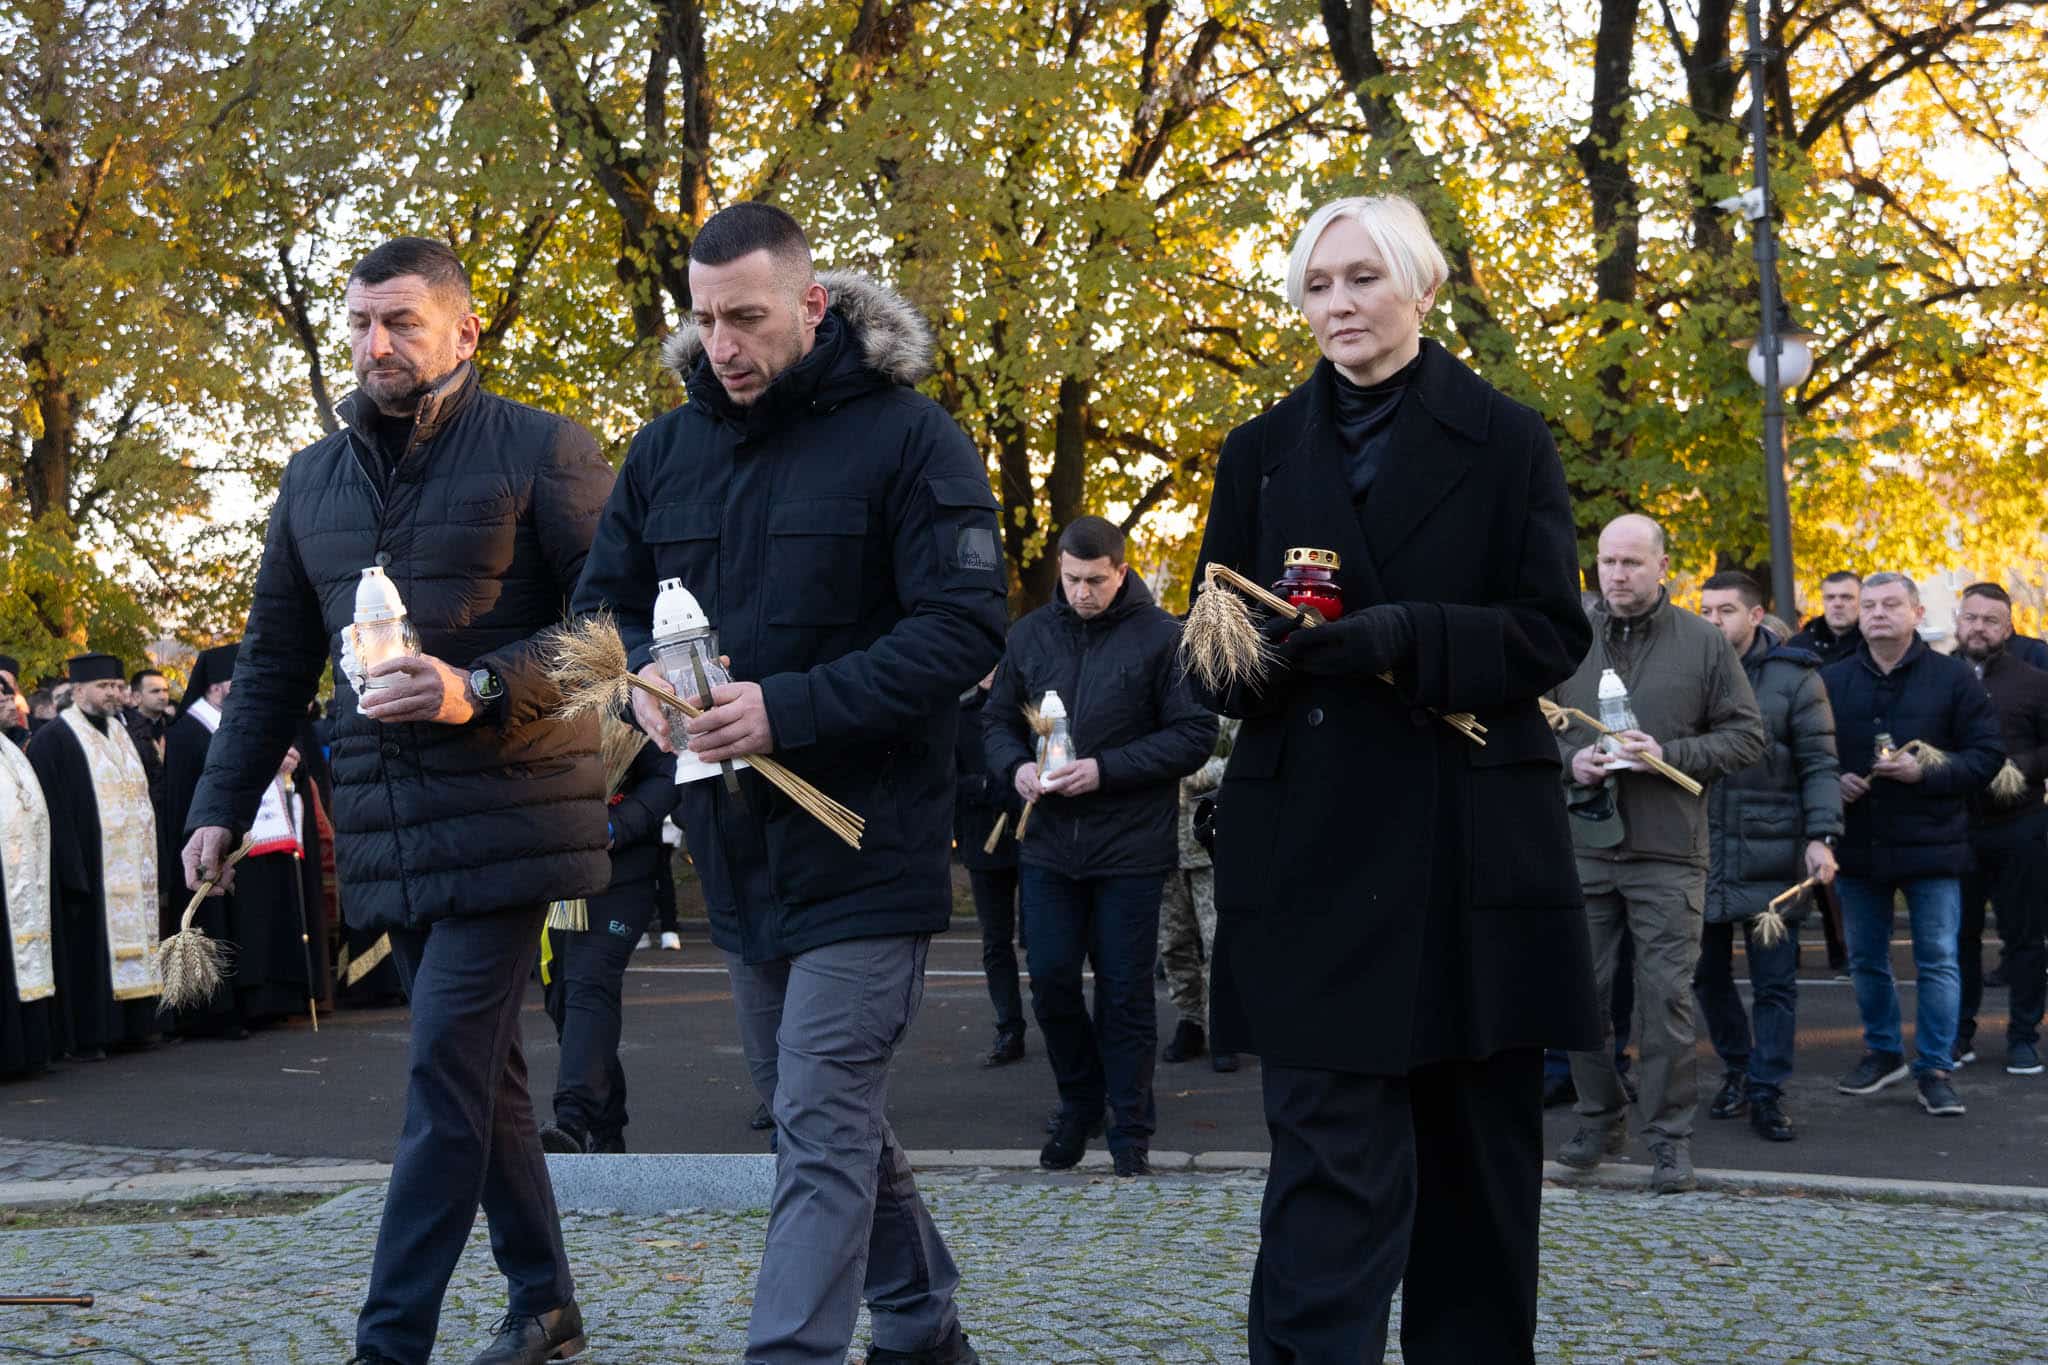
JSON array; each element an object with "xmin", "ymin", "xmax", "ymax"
[
  {"xmin": 1250, "ymin": 1050, "xmax": 1544, "ymax": 1365},
  {"xmin": 1815, "ymin": 881, "xmax": 1850, "ymax": 971},
  {"xmin": 1020, "ymin": 865, "xmax": 1163, "ymax": 1151},
  {"xmin": 356, "ymin": 907, "xmax": 573, "ymax": 1364},
  {"xmin": 545, "ymin": 893, "xmax": 657, "ymax": 1146},
  {"xmin": 1960, "ymin": 811, "xmax": 2048, "ymax": 1049},
  {"xmin": 1693, "ymin": 916, "xmax": 1800, "ymax": 1099},
  {"xmin": 967, "ymin": 866, "xmax": 1023, "ymax": 1036}
]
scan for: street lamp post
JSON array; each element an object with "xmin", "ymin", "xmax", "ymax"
[{"xmin": 1743, "ymin": 0, "xmax": 1800, "ymax": 622}]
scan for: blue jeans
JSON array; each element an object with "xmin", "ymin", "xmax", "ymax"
[
  {"xmin": 1019, "ymin": 865, "xmax": 1164, "ymax": 1151},
  {"xmin": 1692, "ymin": 917, "xmax": 1799, "ymax": 1100},
  {"xmin": 1836, "ymin": 875, "xmax": 1963, "ymax": 1075}
]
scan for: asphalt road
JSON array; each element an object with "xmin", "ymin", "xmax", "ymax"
[{"xmin": 3, "ymin": 922, "xmax": 2044, "ymax": 1187}]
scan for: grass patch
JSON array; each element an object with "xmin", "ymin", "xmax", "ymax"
[{"xmin": 0, "ymin": 1190, "xmax": 343, "ymax": 1231}]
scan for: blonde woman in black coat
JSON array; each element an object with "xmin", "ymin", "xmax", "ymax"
[{"xmin": 1190, "ymin": 194, "xmax": 1601, "ymax": 1364}]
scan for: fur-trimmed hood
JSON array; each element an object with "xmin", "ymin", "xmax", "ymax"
[{"xmin": 661, "ymin": 270, "xmax": 935, "ymax": 388}]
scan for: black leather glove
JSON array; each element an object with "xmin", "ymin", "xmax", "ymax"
[{"xmin": 1282, "ymin": 603, "xmax": 1414, "ymax": 679}]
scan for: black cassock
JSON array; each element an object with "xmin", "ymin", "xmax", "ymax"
[
  {"xmin": 165, "ymin": 710, "xmax": 313, "ymax": 1028},
  {"xmin": 25, "ymin": 717, "xmax": 159, "ymax": 1054}
]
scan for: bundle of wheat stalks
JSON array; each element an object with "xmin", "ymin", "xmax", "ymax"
[
  {"xmin": 1539, "ymin": 697, "xmax": 1703, "ymax": 797},
  {"xmin": 156, "ymin": 836, "xmax": 257, "ymax": 1011},
  {"xmin": 1750, "ymin": 875, "xmax": 1822, "ymax": 948},
  {"xmin": 1988, "ymin": 758, "xmax": 2029, "ymax": 804},
  {"xmin": 1180, "ymin": 563, "xmax": 1486, "ymax": 745},
  {"xmin": 547, "ymin": 613, "xmax": 864, "ymax": 851}
]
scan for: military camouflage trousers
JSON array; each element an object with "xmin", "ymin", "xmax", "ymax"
[{"xmin": 1159, "ymin": 866, "xmax": 1216, "ymax": 1026}]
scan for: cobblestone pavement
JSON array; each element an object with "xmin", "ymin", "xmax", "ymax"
[
  {"xmin": 0, "ymin": 1136, "xmax": 350, "ymax": 1184},
  {"xmin": 3, "ymin": 1174, "xmax": 2046, "ymax": 1363}
]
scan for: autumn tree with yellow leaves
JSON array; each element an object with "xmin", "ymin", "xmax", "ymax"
[{"xmin": 4, "ymin": 0, "xmax": 2045, "ymax": 677}]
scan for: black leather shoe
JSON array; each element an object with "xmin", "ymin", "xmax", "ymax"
[
  {"xmin": 1708, "ymin": 1071, "xmax": 1748, "ymax": 1119},
  {"xmin": 979, "ymin": 1030, "xmax": 1025, "ymax": 1068},
  {"xmin": 1044, "ymin": 1107, "xmax": 1105, "ymax": 1138},
  {"xmin": 748, "ymin": 1101, "xmax": 774, "ymax": 1131},
  {"xmin": 1750, "ymin": 1097, "xmax": 1795, "ymax": 1142},
  {"xmin": 1210, "ymin": 1051, "xmax": 1240, "ymax": 1073},
  {"xmin": 537, "ymin": 1122, "xmax": 589, "ymax": 1155},
  {"xmin": 1162, "ymin": 1019, "xmax": 1207, "ymax": 1063},
  {"xmin": 468, "ymin": 1302, "xmax": 586, "ymax": 1364},
  {"xmin": 1040, "ymin": 1112, "xmax": 1095, "ymax": 1170},
  {"xmin": 1112, "ymin": 1147, "xmax": 1152, "ymax": 1177},
  {"xmin": 864, "ymin": 1325, "xmax": 983, "ymax": 1363}
]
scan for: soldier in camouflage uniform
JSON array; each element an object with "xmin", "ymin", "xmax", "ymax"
[{"xmin": 1160, "ymin": 718, "xmax": 1237, "ymax": 1071}]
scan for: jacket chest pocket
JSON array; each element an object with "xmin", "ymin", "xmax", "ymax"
[
  {"xmin": 768, "ymin": 496, "xmax": 869, "ymax": 626},
  {"xmin": 645, "ymin": 501, "xmax": 724, "ymax": 614}
]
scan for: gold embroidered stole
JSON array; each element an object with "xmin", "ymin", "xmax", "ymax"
[
  {"xmin": 57, "ymin": 708, "xmax": 160, "ymax": 1001},
  {"xmin": 0, "ymin": 738, "xmax": 54, "ymax": 1002}
]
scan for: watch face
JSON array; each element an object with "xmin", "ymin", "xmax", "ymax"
[{"xmin": 470, "ymin": 668, "xmax": 501, "ymax": 699}]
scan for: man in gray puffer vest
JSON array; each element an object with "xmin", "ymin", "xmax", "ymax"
[
  {"xmin": 1551, "ymin": 516, "xmax": 1766, "ymax": 1193},
  {"xmin": 1692, "ymin": 571, "xmax": 1841, "ymax": 1143}
]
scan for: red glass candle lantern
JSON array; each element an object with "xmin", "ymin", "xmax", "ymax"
[{"xmin": 1273, "ymin": 547, "xmax": 1345, "ymax": 623}]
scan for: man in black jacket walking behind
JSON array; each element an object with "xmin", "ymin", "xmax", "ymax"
[
  {"xmin": 571, "ymin": 204, "xmax": 1005, "ymax": 1365},
  {"xmin": 1821, "ymin": 573, "xmax": 2003, "ymax": 1118},
  {"xmin": 184, "ymin": 237, "xmax": 615, "ymax": 1365},
  {"xmin": 984, "ymin": 516, "xmax": 1218, "ymax": 1177},
  {"xmin": 1952, "ymin": 582, "xmax": 2048, "ymax": 1076},
  {"xmin": 1692, "ymin": 572, "xmax": 1841, "ymax": 1142}
]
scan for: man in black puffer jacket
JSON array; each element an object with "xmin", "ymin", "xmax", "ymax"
[
  {"xmin": 1693, "ymin": 572, "xmax": 1842, "ymax": 1143},
  {"xmin": 984, "ymin": 516, "xmax": 1219, "ymax": 1177},
  {"xmin": 571, "ymin": 204, "xmax": 1005, "ymax": 1365},
  {"xmin": 184, "ymin": 238, "xmax": 613, "ymax": 1365}
]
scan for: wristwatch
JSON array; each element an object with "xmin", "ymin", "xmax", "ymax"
[
  {"xmin": 1819, "ymin": 834, "xmax": 1839, "ymax": 849},
  {"xmin": 468, "ymin": 667, "xmax": 504, "ymax": 704}
]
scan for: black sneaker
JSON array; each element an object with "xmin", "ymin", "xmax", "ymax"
[
  {"xmin": 979, "ymin": 1030, "xmax": 1025, "ymax": 1068},
  {"xmin": 1541, "ymin": 1071, "xmax": 1577, "ymax": 1108},
  {"xmin": 1749, "ymin": 1096, "xmax": 1795, "ymax": 1142},
  {"xmin": 537, "ymin": 1121, "xmax": 589, "ymax": 1155},
  {"xmin": 468, "ymin": 1301, "xmax": 587, "ymax": 1364},
  {"xmin": 748, "ymin": 1101, "xmax": 774, "ymax": 1131},
  {"xmin": 1707, "ymin": 1070, "xmax": 1748, "ymax": 1119},
  {"xmin": 1917, "ymin": 1072, "xmax": 1965, "ymax": 1117},
  {"xmin": 1039, "ymin": 1111, "xmax": 1095, "ymax": 1170},
  {"xmin": 1111, "ymin": 1147, "xmax": 1151, "ymax": 1178},
  {"xmin": 2007, "ymin": 1041, "xmax": 2044, "ymax": 1076},
  {"xmin": 1210, "ymin": 1051, "xmax": 1240, "ymax": 1073},
  {"xmin": 1956, "ymin": 1047, "xmax": 1978, "ymax": 1068},
  {"xmin": 1836, "ymin": 1051, "xmax": 1909, "ymax": 1095},
  {"xmin": 1162, "ymin": 1019, "xmax": 1207, "ymax": 1063}
]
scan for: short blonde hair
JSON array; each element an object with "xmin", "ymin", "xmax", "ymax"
[{"xmin": 1284, "ymin": 195, "xmax": 1450, "ymax": 310}]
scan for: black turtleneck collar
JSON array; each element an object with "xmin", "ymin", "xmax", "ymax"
[{"xmin": 1325, "ymin": 352, "xmax": 1422, "ymax": 500}]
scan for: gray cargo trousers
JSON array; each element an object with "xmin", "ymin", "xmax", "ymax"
[
  {"xmin": 1568, "ymin": 856, "xmax": 1707, "ymax": 1143},
  {"xmin": 727, "ymin": 934, "xmax": 962, "ymax": 1364}
]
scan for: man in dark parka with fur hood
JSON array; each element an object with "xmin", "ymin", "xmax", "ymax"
[{"xmin": 571, "ymin": 204, "xmax": 1004, "ymax": 1365}]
